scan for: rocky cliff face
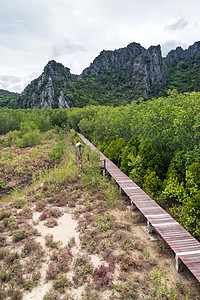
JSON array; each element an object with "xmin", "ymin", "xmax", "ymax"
[
  {"xmin": 131, "ymin": 45, "xmax": 167, "ymax": 97},
  {"xmin": 81, "ymin": 42, "xmax": 145, "ymax": 77},
  {"xmin": 15, "ymin": 60, "xmax": 75, "ymax": 109},
  {"xmin": 165, "ymin": 41, "xmax": 200, "ymax": 65},
  {"xmin": 15, "ymin": 41, "xmax": 200, "ymax": 109},
  {"xmin": 81, "ymin": 43, "xmax": 167, "ymax": 99}
]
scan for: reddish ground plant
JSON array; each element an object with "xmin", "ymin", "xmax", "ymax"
[
  {"xmin": 92, "ymin": 264, "xmax": 113, "ymax": 288},
  {"xmin": 44, "ymin": 218, "xmax": 58, "ymax": 228},
  {"xmin": 46, "ymin": 263, "xmax": 59, "ymax": 280}
]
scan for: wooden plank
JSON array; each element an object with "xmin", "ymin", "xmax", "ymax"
[{"xmin": 78, "ymin": 134, "xmax": 200, "ymax": 283}]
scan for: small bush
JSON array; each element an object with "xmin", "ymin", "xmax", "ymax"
[
  {"xmin": 0, "ymin": 209, "xmax": 11, "ymax": 220},
  {"xmin": 58, "ymin": 246, "xmax": 72, "ymax": 273},
  {"xmin": 19, "ymin": 206, "xmax": 33, "ymax": 219},
  {"xmin": 0, "ymin": 235, "xmax": 6, "ymax": 247},
  {"xmin": 45, "ymin": 130, "xmax": 54, "ymax": 140},
  {"xmin": 39, "ymin": 210, "xmax": 49, "ymax": 221},
  {"xmin": 22, "ymin": 239, "xmax": 41, "ymax": 256},
  {"xmin": 8, "ymin": 221, "xmax": 19, "ymax": 231},
  {"xmin": 116, "ymin": 281, "xmax": 137, "ymax": 299},
  {"xmin": 18, "ymin": 130, "xmax": 41, "ymax": 148},
  {"xmin": 46, "ymin": 263, "xmax": 59, "ymax": 280},
  {"xmin": 92, "ymin": 265, "xmax": 112, "ymax": 287},
  {"xmin": 5, "ymin": 130, "xmax": 20, "ymax": 147},
  {"xmin": 49, "ymin": 141, "xmax": 65, "ymax": 162},
  {"xmin": 0, "ymin": 269, "xmax": 10, "ymax": 282},
  {"xmin": 35, "ymin": 201, "xmax": 46, "ymax": 212},
  {"xmin": 13, "ymin": 229, "xmax": 27, "ymax": 242},
  {"xmin": 5, "ymin": 252, "xmax": 19, "ymax": 264},
  {"xmin": 43, "ymin": 290, "xmax": 59, "ymax": 300},
  {"xmin": 45, "ymin": 234, "xmax": 61, "ymax": 249},
  {"xmin": 10, "ymin": 288, "xmax": 22, "ymax": 300},
  {"xmin": 13, "ymin": 198, "xmax": 27, "ymax": 209},
  {"xmin": 44, "ymin": 218, "xmax": 58, "ymax": 228},
  {"xmin": 24, "ymin": 280, "xmax": 33, "ymax": 291},
  {"xmin": 68, "ymin": 237, "xmax": 76, "ymax": 248},
  {"xmin": 53, "ymin": 274, "xmax": 69, "ymax": 293},
  {"xmin": 48, "ymin": 207, "xmax": 62, "ymax": 218}
]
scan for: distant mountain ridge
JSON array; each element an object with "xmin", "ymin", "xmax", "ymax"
[
  {"xmin": 12, "ymin": 41, "xmax": 200, "ymax": 108},
  {"xmin": 165, "ymin": 41, "xmax": 200, "ymax": 65}
]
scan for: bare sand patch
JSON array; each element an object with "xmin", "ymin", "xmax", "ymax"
[{"xmin": 34, "ymin": 211, "xmax": 80, "ymax": 248}]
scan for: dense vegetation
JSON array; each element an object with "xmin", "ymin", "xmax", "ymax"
[
  {"xmin": 0, "ymin": 90, "xmax": 200, "ymax": 241},
  {"xmin": 0, "ymin": 89, "xmax": 19, "ymax": 108},
  {"xmin": 166, "ymin": 57, "xmax": 200, "ymax": 93}
]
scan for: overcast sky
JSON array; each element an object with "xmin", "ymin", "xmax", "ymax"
[{"xmin": 0, "ymin": 0, "xmax": 200, "ymax": 93}]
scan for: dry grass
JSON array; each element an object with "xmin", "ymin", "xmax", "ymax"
[{"xmin": 0, "ymin": 132, "xmax": 199, "ymax": 299}]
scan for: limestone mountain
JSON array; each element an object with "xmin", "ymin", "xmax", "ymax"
[
  {"xmin": 165, "ymin": 41, "xmax": 200, "ymax": 65},
  {"xmin": 14, "ymin": 43, "xmax": 167, "ymax": 108},
  {"xmin": 15, "ymin": 60, "xmax": 79, "ymax": 109},
  {"xmin": 165, "ymin": 41, "xmax": 200, "ymax": 92},
  {"xmin": 13, "ymin": 40, "xmax": 200, "ymax": 109},
  {"xmin": 81, "ymin": 42, "xmax": 145, "ymax": 76},
  {"xmin": 80, "ymin": 43, "xmax": 167, "ymax": 102}
]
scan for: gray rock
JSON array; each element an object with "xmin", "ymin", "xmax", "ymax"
[
  {"xmin": 16, "ymin": 60, "xmax": 74, "ymax": 109},
  {"xmin": 166, "ymin": 41, "xmax": 200, "ymax": 65}
]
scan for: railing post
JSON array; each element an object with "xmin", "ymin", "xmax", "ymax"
[
  {"xmin": 147, "ymin": 220, "xmax": 155, "ymax": 234},
  {"xmin": 130, "ymin": 201, "xmax": 137, "ymax": 211},
  {"xmin": 175, "ymin": 255, "xmax": 184, "ymax": 273}
]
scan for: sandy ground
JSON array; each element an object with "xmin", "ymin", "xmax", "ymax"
[
  {"xmin": 22, "ymin": 208, "xmax": 110, "ymax": 300},
  {"xmin": 1, "ymin": 200, "xmax": 195, "ymax": 300},
  {"xmin": 23, "ymin": 210, "xmax": 81, "ymax": 300}
]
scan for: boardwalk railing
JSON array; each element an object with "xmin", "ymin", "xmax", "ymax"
[{"xmin": 78, "ymin": 133, "xmax": 200, "ymax": 283}]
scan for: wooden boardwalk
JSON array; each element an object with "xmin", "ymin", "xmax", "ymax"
[{"xmin": 78, "ymin": 133, "xmax": 200, "ymax": 282}]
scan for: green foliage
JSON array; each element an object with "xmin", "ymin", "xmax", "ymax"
[
  {"xmin": 13, "ymin": 229, "xmax": 28, "ymax": 242},
  {"xmin": 0, "ymin": 181, "xmax": 5, "ymax": 189},
  {"xmin": 5, "ymin": 130, "xmax": 21, "ymax": 147},
  {"xmin": 49, "ymin": 141, "xmax": 65, "ymax": 162},
  {"xmin": 143, "ymin": 169, "xmax": 162, "ymax": 198},
  {"xmin": 186, "ymin": 162, "xmax": 200, "ymax": 191},
  {"xmin": 53, "ymin": 274, "xmax": 69, "ymax": 293},
  {"xmin": 128, "ymin": 141, "xmax": 168, "ymax": 187},
  {"xmin": 0, "ymin": 89, "xmax": 18, "ymax": 108},
  {"xmin": 104, "ymin": 138, "xmax": 126, "ymax": 164},
  {"xmin": 120, "ymin": 137, "xmax": 140, "ymax": 175},
  {"xmin": 1, "ymin": 90, "xmax": 200, "ymax": 241},
  {"xmin": 169, "ymin": 162, "xmax": 200, "ymax": 240},
  {"xmin": 13, "ymin": 198, "xmax": 27, "ymax": 209},
  {"xmin": 45, "ymin": 130, "xmax": 54, "ymax": 140},
  {"xmin": 0, "ymin": 108, "xmax": 52, "ymax": 135},
  {"xmin": 166, "ymin": 56, "xmax": 200, "ymax": 93},
  {"xmin": 18, "ymin": 130, "xmax": 41, "ymax": 148}
]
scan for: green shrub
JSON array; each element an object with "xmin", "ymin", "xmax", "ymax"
[
  {"xmin": 18, "ymin": 130, "xmax": 41, "ymax": 148},
  {"xmin": 49, "ymin": 141, "xmax": 65, "ymax": 162},
  {"xmin": 5, "ymin": 130, "xmax": 20, "ymax": 146},
  {"xmin": 53, "ymin": 274, "xmax": 69, "ymax": 293},
  {"xmin": 43, "ymin": 291, "xmax": 59, "ymax": 300},
  {"xmin": 13, "ymin": 198, "xmax": 27, "ymax": 209},
  {"xmin": 45, "ymin": 130, "xmax": 54, "ymax": 140},
  {"xmin": 0, "ymin": 181, "xmax": 5, "ymax": 189},
  {"xmin": 0, "ymin": 209, "xmax": 11, "ymax": 220},
  {"xmin": 13, "ymin": 230, "xmax": 28, "ymax": 242}
]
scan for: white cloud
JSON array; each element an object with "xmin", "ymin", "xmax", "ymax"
[
  {"xmin": 166, "ymin": 18, "xmax": 188, "ymax": 31},
  {"xmin": 1, "ymin": 0, "xmax": 200, "ymax": 92},
  {"xmin": 51, "ymin": 39, "xmax": 85, "ymax": 57},
  {"xmin": 161, "ymin": 40, "xmax": 187, "ymax": 57}
]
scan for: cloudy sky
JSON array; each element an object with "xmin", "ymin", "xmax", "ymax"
[{"xmin": 0, "ymin": 0, "xmax": 200, "ymax": 93}]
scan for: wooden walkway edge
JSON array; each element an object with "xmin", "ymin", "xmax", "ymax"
[{"xmin": 78, "ymin": 133, "xmax": 200, "ymax": 282}]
